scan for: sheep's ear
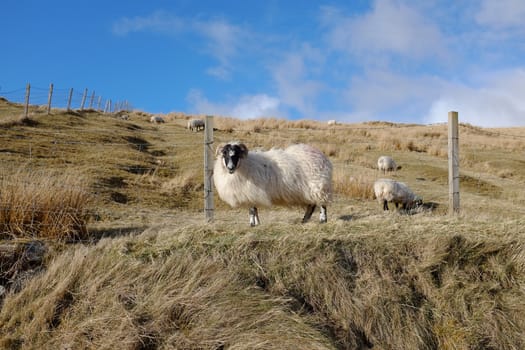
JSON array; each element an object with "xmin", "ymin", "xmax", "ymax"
[
  {"xmin": 238, "ymin": 143, "xmax": 248, "ymax": 158},
  {"xmin": 215, "ymin": 143, "xmax": 225, "ymax": 157}
]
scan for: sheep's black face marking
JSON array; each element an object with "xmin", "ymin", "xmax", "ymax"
[{"xmin": 222, "ymin": 144, "xmax": 245, "ymax": 174}]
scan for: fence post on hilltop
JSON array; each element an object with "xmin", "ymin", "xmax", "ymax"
[
  {"xmin": 97, "ymin": 96, "xmax": 102, "ymax": 111},
  {"xmin": 67, "ymin": 88, "xmax": 73, "ymax": 111},
  {"xmin": 104, "ymin": 100, "xmax": 109, "ymax": 113},
  {"xmin": 47, "ymin": 83, "xmax": 53, "ymax": 115},
  {"xmin": 89, "ymin": 90, "xmax": 95, "ymax": 109},
  {"xmin": 80, "ymin": 88, "xmax": 88, "ymax": 110},
  {"xmin": 448, "ymin": 111, "xmax": 460, "ymax": 215},
  {"xmin": 204, "ymin": 115, "xmax": 214, "ymax": 222},
  {"xmin": 24, "ymin": 83, "xmax": 30, "ymax": 118}
]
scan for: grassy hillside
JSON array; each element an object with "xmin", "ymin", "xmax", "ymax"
[{"xmin": 1, "ymin": 98, "xmax": 525, "ymax": 349}]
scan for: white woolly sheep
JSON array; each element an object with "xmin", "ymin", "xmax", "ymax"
[
  {"xmin": 373, "ymin": 178, "xmax": 421, "ymax": 211},
  {"xmin": 213, "ymin": 141, "xmax": 333, "ymax": 226},
  {"xmin": 327, "ymin": 119, "xmax": 337, "ymax": 126},
  {"xmin": 377, "ymin": 155, "xmax": 397, "ymax": 173},
  {"xmin": 150, "ymin": 115, "xmax": 165, "ymax": 124},
  {"xmin": 187, "ymin": 118, "xmax": 205, "ymax": 132}
]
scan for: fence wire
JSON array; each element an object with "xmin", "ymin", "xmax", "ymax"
[{"xmin": 0, "ymin": 83, "xmax": 130, "ymax": 113}]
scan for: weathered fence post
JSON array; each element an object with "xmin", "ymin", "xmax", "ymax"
[
  {"xmin": 448, "ymin": 111, "xmax": 460, "ymax": 215},
  {"xmin": 47, "ymin": 83, "xmax": 53, "ymax": 115},
  {"xmin": 24, "ymin": 83, "xmax": 30, "ymax": 118},
  {"xmin": 97, "ymin": 96, "xmax": 102, "ymax": 111},
  {"xmin": 67, "ymin": 88, "xmax": 73, "ymax": 111},
  {"xmin": 80, "ymin": 88, "xmax": 88, "ymax": 110},
  {"xmin": 89, "ymin": 91, "xmax": 95, "ymax": 109},
  {"xmin": 204, "ymin": 115, "xmax": 214, "ymax": 222}
]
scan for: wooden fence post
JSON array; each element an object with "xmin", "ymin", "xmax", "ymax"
[
  {"xmin": 89, "ymin": 91, "xmax": 95, "ymax": 109},
  {"xmin": 80, "ymin": 88, "xmax": 88, "ymax": 110},
  {"xmin": 204, "ymin": 115, "xmax": 214, "ymax": 222},
  {"xmin": 448, "ymin": 111, "xmax": 460, "ymax": 215},
  {"xmin": 47, "ymin": 83, "xmax": 53, "ymax": 115},
  {"xmin": 97, "ymin": 96, "xmax": 102, "ymax": 111},
  {"xmin": 24, "ymin": 83, "xmax": 30, "ymax": 118},
  {"xmin": 67, "ymin": 88, "xmax": 73, "ymax": 111}
]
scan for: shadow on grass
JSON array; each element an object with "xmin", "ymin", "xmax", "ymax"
[
  {"xmin": 338, "ymin": 215, "xmax": 354, "ymax": 221},
  {"xmin": 86, "ymin": 226, "xmax": 147, "ymax": 243}
]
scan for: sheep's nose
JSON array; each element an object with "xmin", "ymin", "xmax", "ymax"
[{"xmin": 226, "ymin": 160, "xmax": 236, "ymax": 173}]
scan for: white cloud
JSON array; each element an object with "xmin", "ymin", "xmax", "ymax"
[
  {"xmin": 270, "ymin": 44, "xmax": 325, "ymax": 116},
  {"xmin": 341, "ymin": 70, "xmax": 444, "ymax": 122},
  {"xmin": 231, "ymin": 95, "xmax": 280, "ymax": 119},
  {"xmin": 424, "ymin": 69, "xmax": 525, "ymax": 127},
  {"xmin": 113, "ymin": 12, "xmax": 243, "ymax": 79},
  {"xmin": 475, "ymin": 0, "xmax": 525, "ymax": 28},
  {"xmin": 193, "ymin": 19, "xmax": 243, "ymax": 79},
  {"xmin": 321, "ymin": 0, "xmax": 447, "ymax": 61},
  {"xmin": 112, "ymin": 11, "xmax": 184, "ymax": 36},
  {"xmin": 187, "ymin": 89, "xmax": 280, "ymax": 119}
]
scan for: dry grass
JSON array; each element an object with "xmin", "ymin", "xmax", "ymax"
[
  {"xmin": 1, "ymin": 219, "xmax": 524, "ymax": 349},
  {"xmin": 0, "ymin": 167, "xmax": 92, "ymax": 241},
  {"xmin": 333, "ymin": 171, "xmax": 375, "ymax": 200},
  {"xmin": 1, "ymin": 99, "xmax": 525, "ymax": 349}
]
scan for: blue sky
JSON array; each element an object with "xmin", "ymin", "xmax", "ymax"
[{"xmin": 2, "ymin": 0, "xmax": 525, "ymax": 127}]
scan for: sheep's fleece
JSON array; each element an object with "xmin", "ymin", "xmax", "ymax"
[
  {"xmin": 373, "ymin": 178, "xmax": 419, "ymax": 210},
  {"xmin": 213, "ymin": 142, "xmax": 332, "ymax": 209},
  {"xmin": 377, "ymin": 155, "xmax": 397, "ymax": 172}
]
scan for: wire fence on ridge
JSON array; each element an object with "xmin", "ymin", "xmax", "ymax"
[
  {"xmin": 1, "ymin": 89, "xmax": 524, "ymax": 234},
  {"xmin": 0, "ymin": 83, "xmax": 131, "ymax": 115}
]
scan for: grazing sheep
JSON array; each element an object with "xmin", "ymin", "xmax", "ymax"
[
  {"xmin": 373, "ymin": 178, "xmax": 422, "ymax": 211},
  {"xmin": 150, "ymin": 115, "xmax": 165, "ymax": 124},
  {"xmin": 213, "ymin": 141, "xmax": 333, "ymax": 226},
  {"xmin": 327, "ymin": 119, "xmax": 337, "ymax": 126},
  {"xmin": 377, "ymin": 155, "xmax": 397, "ymax": 173},
  {"xmin": 187, "ymin": 118, "xmax": 205, "ymax": 132}
]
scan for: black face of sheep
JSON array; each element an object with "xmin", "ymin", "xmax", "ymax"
[{"xmin": 220, "ymin": 143, "xmax": 248, "ymax": 174}]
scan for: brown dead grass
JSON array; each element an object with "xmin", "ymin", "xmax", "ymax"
[
  {"xmin": 0, "ymin": 167, "xmax": 92, "ymax": 241},
  {"xmin": 333, "ymin": 171, "xmax": 375, "ymax": 200},
  {"xmin": 1, "ymin": 219, "xmax": 524, "ymax": 349},
  {"xmin": 1, "ymin": 99, "xmax": 525, "ymax": 349}
]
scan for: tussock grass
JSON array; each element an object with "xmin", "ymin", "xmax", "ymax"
[
  {"xmin": 1, "ymin": 220, "xmax": 524, "ymax": 349},
  {"xmin": 0, "ymin": 167, "xmax": 91, "ymax": 241},
  {"xmin": 333, "ymin": 171, "xmax": 375, "ymax": 200}
]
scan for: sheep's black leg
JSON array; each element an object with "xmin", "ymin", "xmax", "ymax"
[
  {"xmin": 383, "ymin": 200, "xmax": 389, "ymax": 211},
  {"xmin": 249, "ymin": 207, "xmax": 260, "ymax": 226},
  {"xmin": 319, "ymin": 205, "xmax": 327, "ymax": 223},
  {"xmin": 302, "ymin": 204, "xmax": 316, "ymax": 223}
]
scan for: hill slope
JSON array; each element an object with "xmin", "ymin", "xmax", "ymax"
[{"xmin": 1, "ymin": 100, "xmax": 525, "ymax": 349}]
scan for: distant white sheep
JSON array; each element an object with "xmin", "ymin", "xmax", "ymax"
[
  {"xmin": 327, "ymin": 120, "xmax": 337, "ymax": 126},
  {"xmin": 213, "ymin": 141, "xmax": 333, "ymax": 226},
  {"xmin": 150, "ymin": 115, "xmax": 165, "ymax": 124},
  {"xmin": 377, "ymin": 155, "xmax": 398, "ymax": 173},
  {"xmin": 187, "ymin": 118, "xmax": 205, "ymax": 132},
  {"xmin": 373, "ymin": 178, "xmax": 421, "ymax": 211}
]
